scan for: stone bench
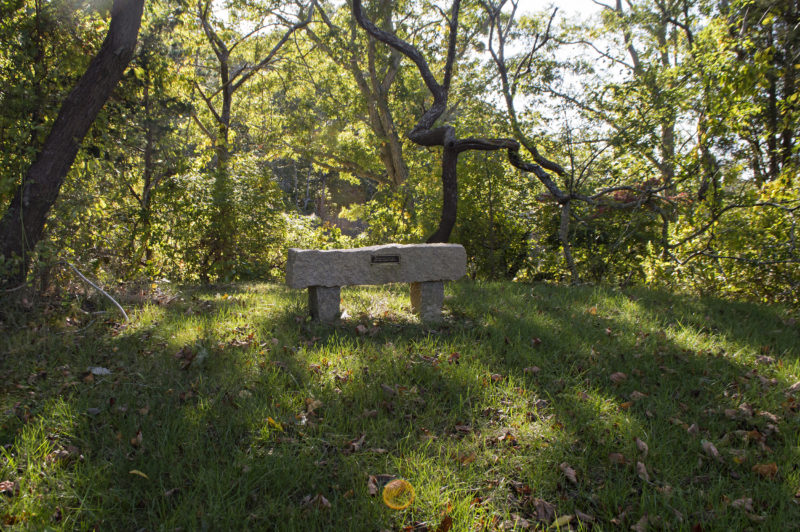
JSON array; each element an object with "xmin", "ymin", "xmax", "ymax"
[{"xmin": 286, "ymin": 243, "xmax": 466, "ymax": 322}]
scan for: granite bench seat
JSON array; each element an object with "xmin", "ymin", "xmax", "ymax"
[{"xmin": 286, "ymin": 243, "xmax": 466, "ymax": 322}]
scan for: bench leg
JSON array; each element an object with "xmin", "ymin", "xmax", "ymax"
[
  {"xmin": 410, "ymin": 281, "xmax": 444, "ymax": 322},
  {"xmin": 308, "ymin": 286, "xmax": 340, "ymax": 323}
]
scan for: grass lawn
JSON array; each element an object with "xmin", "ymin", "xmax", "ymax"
[{"xmin": 1, "ymin": 281, "xmax": 799, "ymax": 530}]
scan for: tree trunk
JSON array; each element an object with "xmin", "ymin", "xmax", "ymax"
[
  {"xmin": 426, "ymin": 146, "xmax": 458, "ymax": 243},
  {"xmin": 0, "ymin": 0, "xmax": 145, "ymax": 287}
]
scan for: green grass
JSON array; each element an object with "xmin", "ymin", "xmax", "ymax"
[{"xmin": 1, "ymin": 281, "xmax": 799, "ymax": 530}]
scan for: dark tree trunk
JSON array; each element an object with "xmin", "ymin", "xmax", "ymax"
[
  {"xmin": 426, "ymin": 146, "xmax": 458, "ymax": 243},
  {"xmin": 0, "ymin": 0, "xmax": 145, "ymax": 287}
]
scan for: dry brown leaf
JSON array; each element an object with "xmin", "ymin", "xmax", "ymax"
[
  {"xmin": 306, "ymin": 398, "xmax": 323, "ymax": 414},
  {"xmin": 0, "ymin": 480, "xmax": 19, "ymax": 497},
  {"xmin": 738, "ymin": 403, "xmax": 754, "ymax": 417},
  {"xmin": 630, "ymin": 514, "xmax": 648, "ymax": 532},
  {"xmin": 758, "ymin": 410, "xmax": 780, "ymax": 423},
  {"xmin": 454, "ymin": 424, "xmax": 472, "ymax": 433},
  {"xmin": 610, "ymin": 372, "xmax": 628, "ymax": 384},
  {"xmin": 731, "ymin": 498, "xmax": 754, "ymax": 512},
  {"xmin": 620, "ymin": 401, "xmax": 634, "ymax": 409},
  {"xmin": 751, "ymin": 462, "xmax": 778, "ymax": 478},
  {"xmin": 787, "ymin": 381, "xmax": 800, "ymax": 394},
  {"xmin": 532, "ymin": 498, "xmax": 556, "ymax": 524},
  {"xmin": 130, "ymin": 429, "xmax": 142, "ymax": 448},
  {"xmin": 630, "ymin": 390, "xmax": 648, "ymax": 400},
  {"xmin": 636, "ymin": 461, "xmax": 650, "ymax": 482},
  {"xmin": 381, "ymin": 384, "xmax": 397, "ymax": 397},
  {"xmin": 302, "ymin": 493, "xmax": 331, "ymax": 510},
  {"xmin": 687, "ymin": 423, "xmax": 699, "ymax": 436},
  {"xmin": 575, "ymin": 510, "xmax": 594, "ymax": 524},
  {"xmin": 635, "ymin": 438, "xmax": 649, "ymax": 457},
  {"xmin": 609, "ymin": 453, "xmax": 628, "ymax": 465},
  {"xmin": 560, "ymin": 462, "xmax": 578, "ymax": 484},
  {"xmin": 435, "ymin": 515, "xmax": 454, "ymax": 532},
  {"xmin": 344, "ymin": 434, "xmax": 366, "ymax": 454},
  {"xmin": 701, "ymin": 440, "xmax": 722, "ymax": 462},
  {"xmin": 523, "ymin": 366, "xmax": 541, "ymax": 375},
  {"xmin": 367, "ymin": 476, "xmax": 379, "ymax": 496},
  {"xmin": 724, "ymin": 408, "xmax": 738, "ymax": 419},
  {"xmin": 457, "ymin": 452, "xmax": 477, "ymax": 465}
]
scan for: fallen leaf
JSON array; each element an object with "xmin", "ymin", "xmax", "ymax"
[
  {"xmin": 344, "ymin": 433, "xmax": 366, "ymax": 454},
  {"xmin": 306, "ymin": 398, "xmax": 323, "ymax": 414},
  {"xmin": 381, "ymin": 384, "xmax": 397, "ymax": 397},
  {"xmin": 454, "ymin": 424, "xmax": 472, "ymax": 433},
  {"xmin": 383, "ymin": 479, "xmax": 415, "ymax": 510},
  {"xmin": 635, "ymin": 438, "xmax": 649, "ymax": 457},
  {"xmin": 267, "ymin": 417, "xmax": 283, "ymax": 431},
  {"xmin": 129, "ymin": 469, "xmax": 149, "ymax": 479},
  {"xmin": 758, "ymin": 410, "xmax": 780, "ymax": 423},
  {"xmin": 610, "ymin": 372, "xmax": 628, "ymax": 384},
  {"xmin": 788, "ymin": 381, "xmax": 800, "ymax": 394},
  {"xmin": 609, "ymin": 453, "xmax": 627, "ymax": 465},
  {"xmin": 531, "ymin": 337, "xmax": 542, "ymax": 347},
  {"xmin": 0, "ymin": 480, "xmax": 19, "ymax": 497},
  {"xmin": 738, "ymin": 403, "xmax": 754, "ymax": 417},
  {"xmin": 560, "ymin": 462, "xmax": 578, "ymax": 484},
  {"xmin": 588, "ymin": 306, "xmax": 598, "ymax": 315},
  {"xmin": 751, "ymin": 462, "xmax": 778, "ymax": 478},
  {"xmin": 532, "ymin": 498, "xmax": 556, "ymax": 524},
  {"xmin": 549, "ymin": 515, "xmax": 573, "ymax": 528},
  {"xmin": 575, "ymin": 510, "xmax": 594, "ymax": 524},
  {"xmin": 724, "ymin": 408, "xmax": 738, "ymax": 419},
  {"xmin": 447, "ymin": 352, "xmax": 461, "ymax": 364},
  {"xmin": 630, "ymin": 390, "xmax": 648, "ymax": 400},
  {"xmin": 701, "ymin": 440, "xmax": 722, "ymax": 462},
  {"xmin": 356, "ymin": 324, "xmax": 368, "ymax": 335},
  {"xmin": 457, "ymin": 451, "xmax": 477, "ymax": 465},
  {"xmin": 435, "ymin": 515, "xmax": 453, "ymax": 532},
  {"xmin": 731, "ymin": 498, "xmax": 754, "ymax": 512},
  {"xmin": 130, "ymin": 429, "xmax": 143, "ymax": 448},
  {"xmin": 302, "ymin": 493, "xmax": 331, "ymax": 510},
  {"xmin": 755, "ymin": 355, "xmax": 775, "ymax": 365},
  {"xmin": 630, "ymin": 514, "xmax": 648, "ymax": 532},
  {"xmin": 367, "ymin": 476, "xmax": 379, "ymax": 496},
  {"xmin": 687, "ymin": 423, "xmax": 699, "ymax": 436},
  {"xmin": 620, "ymin": 401, "xmax": 634, "ymax": 409},
  {"xmin": 636, "ymin": 461, "xmax": 650, "ymax": 482},
  {"xmin": 523, "ymin": 366, "xmax": 541, "ymax": 375}
]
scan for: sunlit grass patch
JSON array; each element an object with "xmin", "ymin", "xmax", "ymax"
[{"xmin": 1, "ymin": 281, "xmax": 798, "ymax": 529}]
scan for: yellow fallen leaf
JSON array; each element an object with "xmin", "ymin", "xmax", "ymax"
[
  {"xmin": 129, "ymin": 470, "xmax": 149, "ymax": 479},
  {"xmin": 549, "ymin": 514, "xmax": 574, "ymax": 528},
  {"xmin": 751, "ymin": 462, "xmax": 778, "ymax": 478},
  {"xmin": 267, "ymin": 417, "xmax": 283, "ymax": 431},
  {"xmin": 383, "ymin": 479, "xmax": 415, "ymax": 510}
]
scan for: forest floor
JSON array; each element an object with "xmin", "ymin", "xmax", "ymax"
[{"xmin": 1, "ymin": 281, "xmax": 799, "ymax": 530}]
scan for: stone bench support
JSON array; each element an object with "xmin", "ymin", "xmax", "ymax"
[{"xmin": 286, "ymin": 244, "xmax": 466, "ymax": 323}]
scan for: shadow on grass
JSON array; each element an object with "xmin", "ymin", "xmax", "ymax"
[{"xmin": 1, "ymin": 281, "xmax": 798, "ymax": 530}]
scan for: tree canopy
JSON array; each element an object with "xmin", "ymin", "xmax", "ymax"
[{"xmin": 0, "ymin": 0, "xmax": 797, "ymax": 304}]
